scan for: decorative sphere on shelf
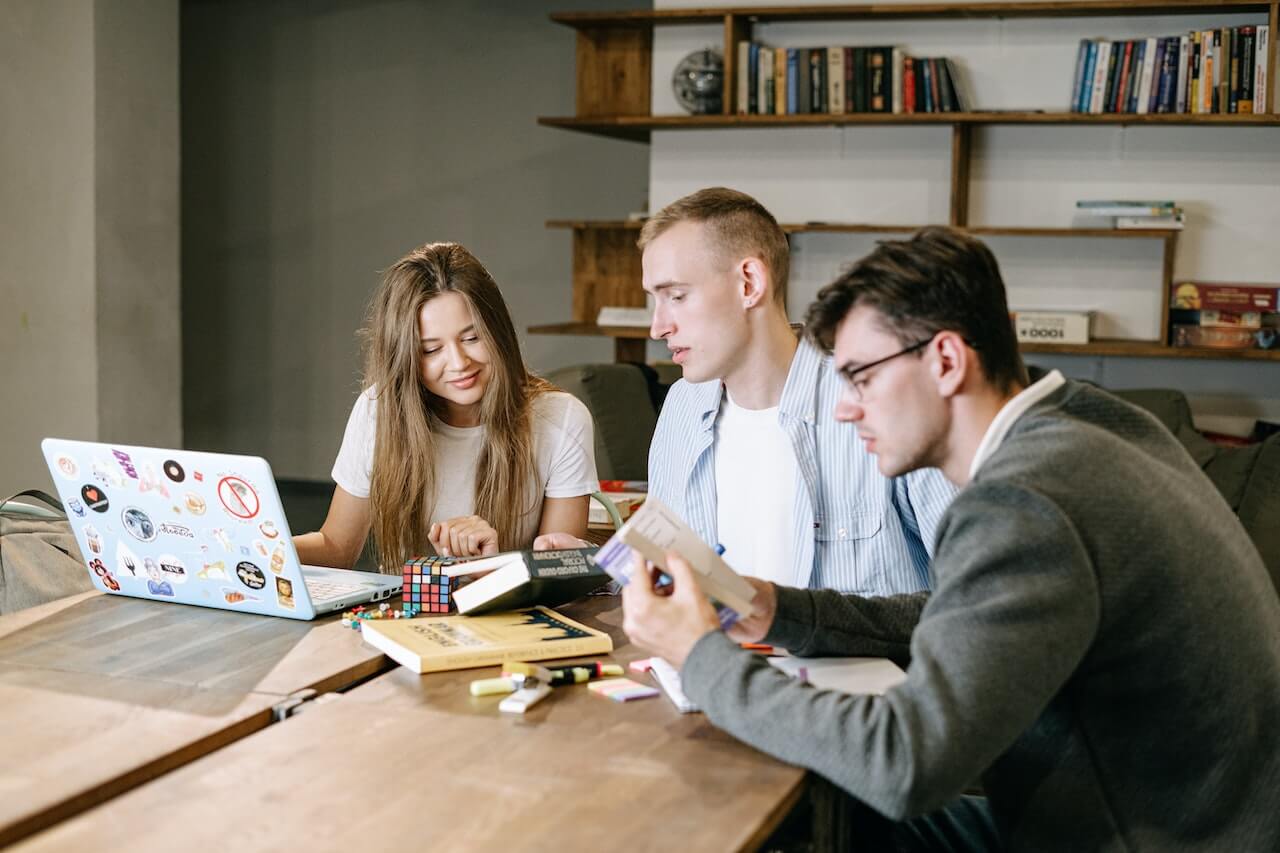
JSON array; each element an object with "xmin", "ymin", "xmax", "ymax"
[{"xmin": 672, "ymin": 47, "xmax": 723, "ymax": 115}]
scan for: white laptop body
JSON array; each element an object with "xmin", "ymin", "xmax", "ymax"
[{"xmin": 41, "ymin": 438, "xmax": 401, "ymax": 620}]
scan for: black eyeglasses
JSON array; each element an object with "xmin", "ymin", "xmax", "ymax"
[{"xmin": 837, "ymin": 338, "xmax": 933, "ymax": 402}]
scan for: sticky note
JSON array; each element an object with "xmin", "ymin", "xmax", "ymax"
[{"xmin": 587, "ymin": 677, "xmax": 659, "ymax": 703}]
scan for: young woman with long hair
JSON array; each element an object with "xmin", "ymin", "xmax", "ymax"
[{"xmin": 294, "ymin": 242, "xmax": 597, "ymax": 571}]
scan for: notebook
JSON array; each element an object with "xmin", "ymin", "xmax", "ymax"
[{"xmin": 41, "ymin": 438, "xmax": 401, "ymax": 620}]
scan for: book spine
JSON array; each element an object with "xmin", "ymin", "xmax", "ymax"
[
  {"xmin": 1190, "ymin": 31, "xmax": 1201, "ymax": 113},
  {"xmin": 419, "ymin": 637, "xmax": 611, "ymax": 673},
  {"xmin": 1090, "ymin": 41, "xmax": 1111, "ymax": 114},
  {"xmin": 736, "ymin": 41, "xmax": 750, "ymax": 114},
  {"xmin": 1156, "ymin": 37, "xmax": 1178, "ymax": 113},
  {"xmin": 1125, "ymin": 39, "xmax": 1146, "ymax": 113},
  {"xmin": 853, "ymin": 47, "xmax": 868, "ymax": 112},
  {"xmin": 1229, "ymin": 25, "xmax": 1242, "ymax": 113},
  {"xmin": 1114, "ymin": 40, "xmax": 1136, "ymax": 113},
  {"xmin": 903, "ymin": 56, "xmax": 917, "ymax": 114},
  {"xmin": 844, "ymin": 46, "xmax": 855, "ymax": 112},
  {"xmin": 828, "ymin": 46, "xmax": 845, "ymax": 115},
  {"xmin": 810, "ymin": 48, "xmax": 824, "ymax": 113},
  {"xmin": 1239, "ymin": 26, "xmax": 1255, "ymax": 113},
  {"xmin": 797, "ymin": 48, "xmax": 811, "ymax": 114},
  {"xmin": 1070, "ymin": 39, "xmax": 1090, "ymax": 112},
  {"xmin": 937, "ymin": 56, "xmax": 958, "ymax": 112},
  {"xmin": 758, "ymin": 44, "xmax": 771, "ymax": 116},
  {"xmin": 1256, "ymin": 25, "xmax": 1269, "ymax": 114},
  {"xmin": 1147, "ymin": 38, "xmax": 1168, "ymax": 113},
  {"xmin": 775, "ymin": 47, "xmax": 788, "ymax": 115},
  {"xmin": 1219, "ymin": 27, "xmax": 1231, "ymax": 113},
  {"xmin": 1102, "ymin": 39, "xmax": 1122, "ymax": 112},
  {"xmin": 891, "ymin": 47, "xmax": 903, "ymax": 113},
  {"xmin": 786, "ymin": 49, "xmax": 799, "ymax": 114},
  {"xmin": 922, "ymin": 57, "xmax": 936, "ymax": 113},
  {"xmin": 1078, "ymin": 41, "xmax": 1098, "ymax": 113},
  {"xmin": 1211, "ymin": 29, "xmax": 1222, "ymax": 113},
  {"xmin": 748, "ymin": 42, "xmax": 759, "ymax": 114},
  {"xmin": 869, "ymin": 47, "xmax": 890, "ymax": 112},
  {"xmin": 1174, "ymin": 34, "xmax": 1190, "ymax": 114}
]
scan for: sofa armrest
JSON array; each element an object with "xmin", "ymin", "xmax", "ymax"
[{"xmin": 1237, "ymin": 435, "xmax": 1280, "ymax": 596}]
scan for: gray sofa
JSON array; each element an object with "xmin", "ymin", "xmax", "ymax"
[{"xmin": 547, "ymin": 364, "xmax": 1280, "ymax": 593}]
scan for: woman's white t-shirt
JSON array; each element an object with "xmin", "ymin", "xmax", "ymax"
[{"xmin": 331, "ymin": 389, "xmax": 598, "ymax": 549}]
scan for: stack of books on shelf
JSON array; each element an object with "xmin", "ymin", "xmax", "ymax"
[
  {"xmin": 1076, "ymin": 199, "xmax": 1184, "ymax": 230},
  {"xmin": 1170, "ymin": 282, "xmax": 1279, "ymax": 351},
  {"xmin": 735, "ymin": 42, "xmax": 969, "ymax": 115},
  {"xmin": 1069, "ymin": 25, "xmax": 1270, "ymax": 115}
]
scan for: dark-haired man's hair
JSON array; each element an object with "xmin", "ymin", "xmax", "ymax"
[{"xmin": 804, "ymin": 226, "xmax": 1028, "ymax": 393}]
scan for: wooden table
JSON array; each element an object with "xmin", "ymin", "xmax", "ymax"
[
  {"xmin": 0, "ymin": 591, "xmax": 395, "ymax": 846},
  {"xmin": 11, "ymin": 595, "xmax": 809, "ymax": 852}
]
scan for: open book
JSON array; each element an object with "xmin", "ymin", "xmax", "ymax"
[{"xmin": 592, "ymin": 496, "xmax": 757, "ymax": 627}]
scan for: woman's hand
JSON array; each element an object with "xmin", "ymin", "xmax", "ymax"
[
  {"xmin": 429, "ymin": 515, "xmax": 500, "ymax": 558},
  {"xmin": 533, "ymin": 532, "xmax": 591, "ymax": 551}
]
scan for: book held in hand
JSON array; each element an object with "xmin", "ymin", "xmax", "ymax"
[
  {"xmin": 593, "ymin": 496, "xmax": 758, "ymax": 627},
  {"xmin": 451, "ymin": 547, "xmax": 609, "ymax": 616},
  {"xmin": 361, "ymin": 605, "xmax": 612, "ymax": 674}
]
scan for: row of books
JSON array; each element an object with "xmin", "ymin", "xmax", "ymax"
[
  {"xmin": 735, "ymin": 42, "xmax": 970, "ymax": 116},
  {"xmin": 1076, "ymin": 199, "xmax": 1185, "ymax": 230},
  {"xmin": 1069, "ymin": 26, "xmax": 1270, "ymax": 115},
  {"xmin": 1170, "ymin": 282, "xmax": 1279, "ymax": 350}
]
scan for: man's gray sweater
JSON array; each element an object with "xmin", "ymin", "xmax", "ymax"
[{"xmin": 682, "ymin": 379, "xmax": 1280, "ymax": 851}]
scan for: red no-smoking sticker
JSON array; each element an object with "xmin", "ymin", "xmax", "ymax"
[{"xmin": 217, "ymin": 476, "xmax": 260, "ymax": 520}]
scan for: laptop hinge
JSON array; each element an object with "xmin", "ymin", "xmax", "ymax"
[{"xmin": 270, "ymin": 688, "xmax": 336, "ymax": 722}]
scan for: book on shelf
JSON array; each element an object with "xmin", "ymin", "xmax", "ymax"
[
  {"xmin": 361, "ymin": 605, "xmax": 613, "ymax": 674},
  {"xmin": 1071, "ymin": 25, "xmax": 1268, "ymax": 116},
  {"xmin": 449, "ymin": 546, "xmax": 609, "ymax": 616},
  {"xmin": 596, "ymin": 306, "xmax": 652, "ymax": 327},
  {"xmin": 1012, "ymin": 310, "xmax": 1094, "ymax": 345},
  {"xmin": 1076, "ymin": 200, "xmax": 1179, "ymax": 217},
  {"xmin": 1169, "ymin": 309, "xmax": 1263, "ymax": 329},
  {"xmin": 1115, "ymin": 212, "xmax": 1184, "ymax": 230},
  {"xmin": 592, "ymin": 496, "xmax": 758, "ymax": 627},
  {"xmin": 1171, "ymin": 282, "xmax": 1279, "ymax": 313}
]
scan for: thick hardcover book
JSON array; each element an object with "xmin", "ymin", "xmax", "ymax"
[
  {"xmin": 787, "ymin": 48, "xmax": 800, "ymax": 114},
  {"xmin": 810, "ymin": 48, "xmax": 826, "ymax": 113},
  {"xmin": 775, "ymin": 47, "xmax": 788, "ymax": 115},
  {"xmin": 843, "ymin": 46, "xmax": 855, "ymax": 112},
  {"xmin": 903, "ymin": 56, "xmax": 916, "ymax": 114},
  {"xmin": 737, "ymin": 41, "xmax": 750, "ymax": 114},
  {"xmin": 451, "ymin": 547, "xmax": 608, "ymax": 616},
  {"xmin": 361, "ymin": 606, "xmax": 612, "ymax": 674},
  {"xmin": 936, "ymin": 57, "xmax": 958, "ymax": 112},
  {"xmin": 828, "ymin": 46, "xmax": 845, "ymax": 115}
]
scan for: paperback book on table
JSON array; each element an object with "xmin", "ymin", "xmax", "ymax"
[{"xmin": 360, "ymin": 605, "xmax": 612, "ymax": 674}]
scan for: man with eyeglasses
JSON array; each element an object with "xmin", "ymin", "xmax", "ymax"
[
  {"xmin": 538, "ymin": 187, "xmax": 954, "ymax": 596},
  {"xmin": 620, "ymin": 226, "xmax": 1280, "ymax": 851}
]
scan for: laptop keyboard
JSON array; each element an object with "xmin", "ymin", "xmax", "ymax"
[{"xmin": 304, "ymin": 578, "xmax": 365, "ymax": 603}]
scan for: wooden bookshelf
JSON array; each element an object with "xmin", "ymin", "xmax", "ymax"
[{"xmin": 538, "ymin": 2, "xmax": 1280, "ymax": 364}]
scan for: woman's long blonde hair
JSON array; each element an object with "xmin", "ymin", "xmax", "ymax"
[{"xmin": 362, "ymin": 242, "xmax": 552, "ymax": 572}]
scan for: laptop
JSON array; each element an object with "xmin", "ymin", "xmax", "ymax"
[{"xmin": 40, "ymin": 438, "xmax": 401, "ymax": 620}]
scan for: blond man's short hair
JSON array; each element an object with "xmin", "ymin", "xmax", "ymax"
[{"xmin": 638, "ymin": 187, "xmax": 789, "ymax": 306}]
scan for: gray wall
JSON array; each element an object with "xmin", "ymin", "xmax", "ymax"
[
  {"xmin": 0, "ymin": 0, "xmax": 180, "ymax": 499},
  {"xmin": 181, "ymin": 0, "xmax": 649, "ymax": 480}
]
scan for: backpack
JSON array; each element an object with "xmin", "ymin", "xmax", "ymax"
[{"xmin": 0, "ymin": 490, "xmax": 93, "ymax": 614}]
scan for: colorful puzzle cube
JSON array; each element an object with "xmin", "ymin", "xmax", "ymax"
[{"xmin": 402, "ymin": 555, "xmax": 460, "ymax": 614}]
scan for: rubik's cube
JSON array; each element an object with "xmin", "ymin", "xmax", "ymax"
[{"xmin": 402, "ymin": 555, "xmax": 460, "ymax": 614}]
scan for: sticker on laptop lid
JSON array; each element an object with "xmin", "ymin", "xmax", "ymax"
[
  {"xmin": 144, "ymin": 558, "xmax": 175, "ymax": 597},
  {"xmin": 121, "ymin": 507, "xmax": 157, "ymax": 542},
  {"xmin": 222, "ymin": 588, "xmax": 260, "ymax": 605},
  {"xmin": 163, "ymin": 459, "xmax": 185, "ymax": 483},
  {"xmin": 184, "ymin": 492, "xmax": 206, "ymax": 516},
  {"xmin": 112, "ymin": 449, "xmax": 139, "ymax": 481},
  {"xmin": 138, "ymin": 463, "xmax": 170, "ymax": 499},
  {"xmin": 67, "ymin": 499, "xmax": 86, "ymax": 518},
  {"xmin": 269, "ymin": 543, "xmax": 286, "ymax": 575},
  {"xmin": 117, "ymin": 541, "xmax": 142, "ymax": 578},
  {"xmin": 81, "ymin": 484, "xmax": 109, "ymax": 513},
  {"xmin": 198, "ymin": 560, "xmax": 228, "ymax": 581},
  {"xmin": 258, "ymin": 520, "xmax": 279, "ymax": 539},
  {"xmin": 275, "ymin": 576, "xmax": 295, "ymax": 610},
  {"xmin": 216, "ymin": 475, "xmax": 260, "ymax": 521},
  {"xmin": 54, "ymin": 455, "xmax": 79, "ymax": 480},
  {"xmin": 158, "ymin": 554, "xmax": 189, "ymax": 585},
  {"xmin": 235, "ymin": 561, "xmax": 266, "ymax": 590}
]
